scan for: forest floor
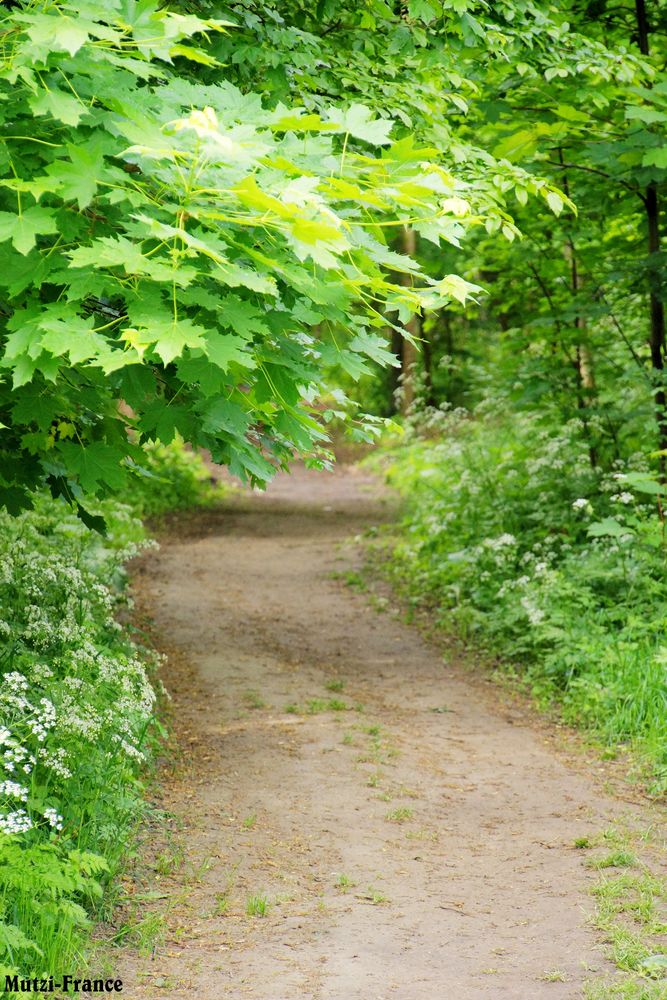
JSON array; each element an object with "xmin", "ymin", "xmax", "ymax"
[{"xmin": 112, "ymin": 463, "xmax": 665, "ymax": 1000}]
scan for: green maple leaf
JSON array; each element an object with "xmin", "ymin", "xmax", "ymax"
[
  {"xmin": 58, "ymin": 441, "xmax": 127, "ymax": 492},
  {"xmin": 44, "ymin": 147, "xmax": 102, "ymax": 209},
  {"xmin": 407, "ymin": 0, "xmax": 438, "ymax": 23},
  {"xmin": 176, "ymin": 356, "xmax": 227, "ymax": 396},
  {"xmin": 326, "ymin": 104, "xmax": 393, "ymax": 146},
  {"xmin": 200, "ymin": 397, "xmax": 251, "ymax": 437},
  {"xmin": 0, "ymin": 207, "xmax": 58, "ymax": 255},
  {"xmin": 139, "ymin": 402, "xmax": 196, "ymax": 442},
  {"xmin": 11, "ymin": 386, "xmax": 64, "ymax": 430},
  {"xmin": 275, "ymin": 409, "xmax": 317, "ymax": 450},
  {"xmin": 218, "ymin": 296, "xmax": 269, "ymax": 337},
  {"xmin": 49, "ymin": 16, "xmax": 91, "ymax": 56},
  {"xmin": 643, "ymin": 147, "xmax": 667, "ymax": 169},
  {"xmin": 69, "ymin": 236, "xmax": 197, "ymax": 284},
  {"xmin": 348, "ymin": 330, "xmax": 399, "ymax": 367},
  {"xmin": 0, "ymin": 246, "xmax": 48, "ymax": 296},
  {"xmin": 9, "ymin": 354, "xmax": 42, "ymax": 389},
  {"xmin": 69, "ymin": 236, "xmax": 153, "ymax": 273},
  {"xmin": 29, "ymin": 87, "xmax": 88, "ymax": 127},
  {"xmin": 137, "ymin": 317, "xmax": 208, "ymax": 364},
  {"xmin": 39, "ymin": 313, "xmax": 107, "ymax": 364},
  {"xmin": 204, "ymin": 332, "xmax": 254, "ymax": 371},
  {"xmin": 334, "ymin": 348, "xmax": 372, "ymax": 380},
  {"xmin": 24, "ymin": 13, "xmax": 90, "ymax": 59}
]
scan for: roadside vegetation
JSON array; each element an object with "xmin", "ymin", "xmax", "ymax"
[
  {"xmin": 0, "ymin": 442, "xmax": 217, "ymax": 979},
  {"xmin": 369, "ymin": 408, "xmax": 667, "ymax": 795}
]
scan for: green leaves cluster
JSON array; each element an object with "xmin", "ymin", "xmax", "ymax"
[{"xmin": 0, "ymin": 0, "xmax": 485, "ymax": 513}]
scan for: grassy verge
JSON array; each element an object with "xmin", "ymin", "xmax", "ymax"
[
  {"xmin": 0, "ymin": 440, "xmax": 225, "ymax": 979},
  {"xmin": 366, "ymin": 412, "xmax": 667, "ymax": 796},
  {"xmin": 580, "ymin": 821, "xmax": 667, "ymax": 999}
]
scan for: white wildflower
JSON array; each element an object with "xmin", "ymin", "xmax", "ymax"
[
  {"xmin": 0, "ymin": 808, "xmax": 32, "ymax": 833},
  {"xmin": 0, "ymin": 780, "xmax": 29, "ymax": 801},
  {"xmin": 611, "ymin": 492, "xmax": 633, "ymax": 505},
  {"xmin": 43, "ymin": 806, "xmax": 63, "ymax": 831},
  {"xmin": 521, "ymin": 596, "xmax": 545, "ymax": 626}
]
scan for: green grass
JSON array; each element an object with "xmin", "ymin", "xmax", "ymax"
[
  {"xmin": 243, "ymin": 690, "xmax": 266, "ymax": 710},
  {"xmin": 325, "ymin": 679, "xmax": 345, "ymax": 693},
  {"xmin": 586, "ymin": 851, "xmax": 638, "ymax": 871},
  {"xmin": 582, "ymin": 823, "xmax": 667, "ymax": 998},
  {"xmin": 0, "ymin": 495, "xmax": 160, "ymax": 979},
  {"xmin": 364, "ymin": 886, "xmax": 388, "ymax": 905},
  {"xmin": 246, "ymin": 894, "xmax": 270, "ymax": 918},
  {"xmin": 0, "ymin": 442, "xmax": 227, "ymax": 979},
  {"xmin": 285, "ymin": 698, "xmax": 352, "ymax": 715},
  {"xmin": 154, "ymin": 846, "xmax": 186, "ymax": 876},
  {"xmin": 385, "ymin": 807, "xmax": 413, "ymax": 823},
  {"xmin": 540, "ymin": 969, "xmax": 568, "ymax": 982}
]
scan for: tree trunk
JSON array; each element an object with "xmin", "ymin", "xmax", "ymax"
[
  {"xmin": 388, "ymin": 323, "xmax": 403, "ymax": 415},
  {"xmin": 399, "ymin": 226, "xmax": 420, "ymax": 415},
  {"xmin": 635, "ymin": 0, "xmax": 667, "ymax": 468},
  {"xmin": 421, "ymin": 326, "xmax": 435, "ymax": 407},
  {"xmin": 559, "ymin": 147, "xmax": 598, "ymax": 466},
  {"xmin": 563, "ymin": 237, "xmax": 597, "ymax": 466}
]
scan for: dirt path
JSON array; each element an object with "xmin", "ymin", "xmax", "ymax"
[{"xmin": 116, "ymin": 465, "xmax": 654, "ymax": 999}]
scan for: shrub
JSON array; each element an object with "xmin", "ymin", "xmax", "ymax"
[{"xmin": 124, "ymin": 438, "xmax": 227, "ymax": 518}]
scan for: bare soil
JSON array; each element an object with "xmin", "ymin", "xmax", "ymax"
[{"xmin": 114, "ymin": 464, "xmax": 659, "ymax": 999}]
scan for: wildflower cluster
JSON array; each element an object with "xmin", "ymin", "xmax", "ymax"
[{"xmin": 0, "ymin": 494, "xmax": 158, "ymax": 977}]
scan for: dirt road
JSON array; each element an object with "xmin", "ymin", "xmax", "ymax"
[{"xmin": 115, "ymin": 464, "xmax": 646, "ymax": 999}]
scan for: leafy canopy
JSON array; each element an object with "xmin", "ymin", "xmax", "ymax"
[{"xmin": 0, "ymin": 0, "xmax": 490, "ymax": 515}]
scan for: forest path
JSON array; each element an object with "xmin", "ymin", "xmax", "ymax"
[{"xmin": 116, "ymin": 464, "xmax": 644, "ymax": 999}]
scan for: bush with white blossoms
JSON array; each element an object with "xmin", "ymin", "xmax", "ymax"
[
  {"xmin": 372, "ymin": 409, "xmax": 667, "ymax": 794},
  {"xmin": 0, "ymin": 494, "xmax": 160, "ymax": 978}
]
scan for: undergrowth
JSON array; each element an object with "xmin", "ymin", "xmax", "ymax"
[
  {"xmin": 0, "ymin": 442, "xmax": 220, "ymax": 977},
  {"xmin": 369, "ymin": 409, "xmax": 667, "ymax": 795},
  {"xmin": 123, "ymin": 436, "xmax": 228, "ymax": 518}
]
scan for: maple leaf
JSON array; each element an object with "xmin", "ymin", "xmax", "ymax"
[
  {"xmin": 0, "ymin": 207, "xmax": 58, "ymax": 255},
  {"xmin": 58, "ymin": 441, "xmax": 127, "ymax": 492}
]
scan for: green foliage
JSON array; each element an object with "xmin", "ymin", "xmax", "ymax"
[
  {"xmin": 372, "ymin": 411, "xmax": 667, "ymax": 792},
  {"xmin": 123, "ymin": 438, "xmax": 226, "ymax": 517},
  {"xmin": 0, "ymin": 0, "xmax": 498, "ymax": 517},
  {"xmin": 0, "ymin": 495, "xmax": 157, "ymax": 976}
]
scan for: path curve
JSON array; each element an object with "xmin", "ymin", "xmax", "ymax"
[{"xmin": 116, "ymin": 464, "xmax": 646, "ymax": 999}]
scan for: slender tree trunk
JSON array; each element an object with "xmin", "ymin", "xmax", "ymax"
[
  {"xmin": 421, "ymin": 327, "xmax": 435, "ymax": 407},
  {"xmin": 635, "ymin": 0, "xmax": 667, "ymax": 469},
  {"xmin": 399, "ymin": 225, "xmax": 420, "ymax": 415},
  {"xmin": 563, "ymin": 239, "xmax": 596, "ymax": 391},
  {"xmin": 559, "ymin": 148, "xmax": 598, "ymax": 466},
  {"xmin": 563, "ymin": 237, "xmax": 598, "ymax": 467},
  {"xmin": 388, "ymin": 323, "xmax": 402, "ymax": 415}
]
